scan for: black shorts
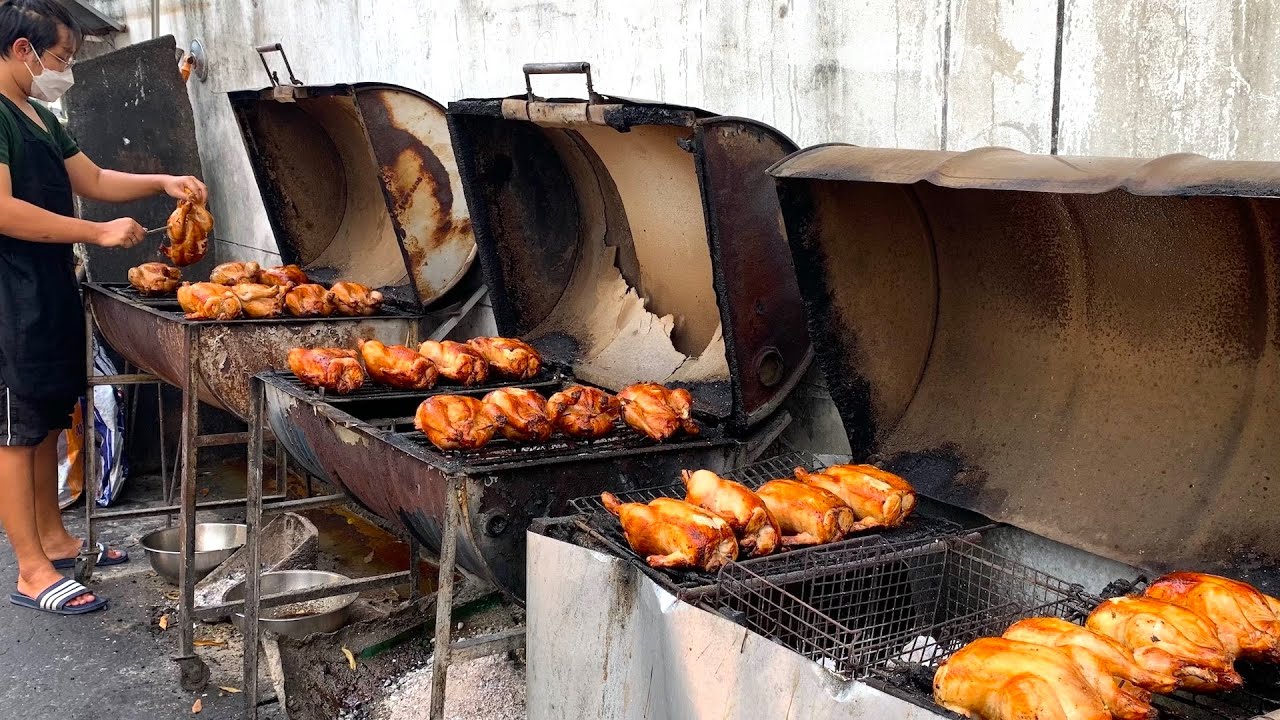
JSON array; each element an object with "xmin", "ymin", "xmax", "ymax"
[{"xmin": 0, "ymin": 385, "xmax": 76, "ymax": 447}]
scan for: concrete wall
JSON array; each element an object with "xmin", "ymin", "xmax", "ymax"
[{"xmin": 79, "ymin": 0, "xmax": 1280, "ymax": 454}]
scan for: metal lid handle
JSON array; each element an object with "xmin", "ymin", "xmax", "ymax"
[
  {"xmin": 256, "ymin": 43, "xmax": 303, "ymax": 87},
  {"xmin": 522, "ymin": 62, "xmax": 602, "ymax": 104}
]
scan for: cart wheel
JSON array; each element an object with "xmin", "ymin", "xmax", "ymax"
[
  {"xmin": 174, "ymin": 654, "xmax": 210, "ymax": 691},
  {"xmin": 73, "ymin": 555, "xmax": 95, "ymax": 584}
]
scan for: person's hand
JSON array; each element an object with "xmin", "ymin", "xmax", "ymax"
[
  {"xmin": 161, "ymin": 175, "xmax": 208, "ymax": 203},
  {"xmin": 93, "ymin": 218, "xmax": 145, "ymax": 249}
]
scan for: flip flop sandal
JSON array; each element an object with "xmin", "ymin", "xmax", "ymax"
[
  {"xmin": 9, "ymin": 577, "xmax": 108, "ymax": 615},
  {"xmin": 51, "ymin": 542, "xmax": 129, "ymax": 570}
]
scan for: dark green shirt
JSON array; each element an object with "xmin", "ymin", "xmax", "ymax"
[{"xmin": 0, "ymin": 99, "xmax": 80, "ymax": 177}]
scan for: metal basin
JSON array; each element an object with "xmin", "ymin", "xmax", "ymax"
[
  {"xmin": 140, "ymin": 523, "xmax": 247, "ymax": 584},
  {"xmin": 225, "ymin": 570, "xmax": 357, "ymax": 639}
]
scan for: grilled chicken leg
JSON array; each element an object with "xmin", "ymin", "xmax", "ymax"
[
  {"xmin": 160, "ymin": 190, "xmax": 213, "ymax": 266},
  {"xmin": 934, "ymin": 637, "xmax": 1112, "ymax": 720},
  {"xmin": 176, "ymin": 282, "xmax": 241, "ymax": 320},
  {"xmin": 1086, "ymin": 596, "xmax": 1243, "ymax": 692},
  {"xmin": 616, "ymin": 383, "xmax": 700, "ymax": 441},
  {"xmin": 128, "ymin": 262, "xmax": 182, "ymax": 296},
  {"xmin": 284, "ymin": 284, "xmax": 334, "ymax": 317},
  {"xmin": 467, "ymin": 337, "xmax": 543, "ymax": 380},
  {"xmin": 287, "ymin": 348, "xmax": 365, "ymax": 394},
  {"xmin": 754, "ymin": 479, "xmax": 855, "ymax": 546},
  {"xmin": 230, "ymin": 283, "xmax": 286, "ymax": 319},
  {"xmin": 358, "ymin": 339, "xmax": 438, "ymax": 390},
  {"xmin": 417, "ymin": 340, "xmax": 489, "ymax": 386},
  {"xmin": 681, "ymin": 470, "xmax": 779, "ymax": 557},
  {"xmin": 1146, "ymin": 572, "xmax": 1280, "ymax": 663},
  {"xmin": 795, "ymin": 464, "xmax": 916, "ymax": 530},
  {"xmin": 330, "ymin": 281, "xmax": 383, "ymax": 317},
  {"xmin": 600, "ymin": 493, "xmax": 738, "ymax": 572},
  {"xmin": 482, "ymin": 388, "xmax": 552, "ymax": 443},
  {"xmin": 209, "ymin": 261, "xmax": 260, "ymax": 286},
  {"xmin": 546, "ymin": 386, "xmax": 621, "ymax": 439},
  {"xmin": 413, "ymin": 395, "xmax": 503, "ymax": 451}
]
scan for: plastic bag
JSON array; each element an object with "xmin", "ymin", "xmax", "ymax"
[{"xmin": 57, "ymin": 343, "xmax": 129, "ymax": 508}]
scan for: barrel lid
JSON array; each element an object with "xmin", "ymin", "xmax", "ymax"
[
  {"xmin": 228, "ymin": 82, "xmax": 475, "ymax": 308},
  {"xmin": 772, "ymin": 144, "xmax": 1280, "ymax": 591}
]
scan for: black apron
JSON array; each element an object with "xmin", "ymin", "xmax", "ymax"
[{"xmin": 0, "ymin": 95, "xmax": 86, "ymax": 406}]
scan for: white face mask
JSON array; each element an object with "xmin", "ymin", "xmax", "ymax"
[{"xmin": 22, "ymin": 41, "xmax": 74, "ymax": 103}]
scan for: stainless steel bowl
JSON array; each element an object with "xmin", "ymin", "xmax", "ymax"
[
  {"xmin": 225, "ymin": 570, "xmax": 358, "ymax": 639},
  {"xmin": 140, "ymin": 523, "xmax": 247, "ymax": 585}
]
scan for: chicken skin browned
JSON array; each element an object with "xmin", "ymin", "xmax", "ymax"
[
  {"xmin": 794, "ymin": 465, "xmax": 916, "ymax": 530},
  {"xmin": 128, "ymin": 262, "xmax": 181, "ymax": 296},
  {"xmin": 287, "ymin": 348, "xmax": 365, "ymax": 394},
  {"xmin": 330, "ymin": 281, "xmax": 384, "ymax": 317},
  {"xmin": 258, "ymin": 264, "xmax": 309, "ymax": 288},
  {"xmin": 546, "ymin": 386, "xmax": 621, "ymax": 439},
  {"xmin": 934, "ymin": 637, "xmax": 1112, "ymax": 720},
  {"xmin": 1086, "ymin": 596, "xmax": 1243, "ymax": 692},
  {"xmin": 416, "ymin": 341, "xmax": 489, "ymax": 386},
  {"xmin": 358, "ymin": 339, "xmax": 438, "ymax": 390},
  {"xmin": 413, "ymin": 395, "xmax": 503, "ymax": 451},
  {"xmin": 616, "ymin": 383, "xmax": 700, "ymax": 441},
  {"xmin": 482, "ymin": 388, "xmax": 552, "ymax": 443},
  {"xmin": 230, "ymin": 283, "xmax": 286, "ymax": 319},
  {"xmin": 681, "ymin": 469, "xmax": 779, "ymax": 557},
  {"xmin": 161, "ymin": 191, "xmax": 213, "ymax": 267},
  {"xmin": 209, "ymin": 261, "xmax": 260, "ymax": 286},
  {"xmin": 1146, "ymin": 572, "xmax": 1280, "ymax": 663},
  {"xmin": 177, "ymin": 282, "xmax": 241, "ymax": 320},
  {"xmin": 284, "ymin": 284, "xmax": 334, "ymax": 318},
  {"xmin": 755, "ymin": 479, "xmax": 855, "ymax": 546},
  {"xmin": 601, "ymin": 493, "xmax": 738, "ymax": 572},
  {"xmin": 466, "ymin": 337, "xmax": 542, "ymax": 380}
]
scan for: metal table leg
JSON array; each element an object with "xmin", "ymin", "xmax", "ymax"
[
  {"xmin": 78, "ymin": 307, "xmax": 99, "ymax": 584},
  {"xmin": 174, "ymin": 327, "xmax": 208, "ymax": 691},
  {"xmin": 429, "ymin": 476, "xmax": 461, "ymax": 720},
  {"xmin": 243, "ymin": 376, "xmax": 265, "ymax": 719}
]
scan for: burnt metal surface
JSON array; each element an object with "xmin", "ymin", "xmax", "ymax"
[{"xmin": 773, "ymin": 144, "xmax": 1280, "ymax": 593}]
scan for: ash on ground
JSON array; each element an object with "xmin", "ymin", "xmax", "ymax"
[{"xmin": 369, "ymin": 651, "xmax": 526, "ymax": 720}]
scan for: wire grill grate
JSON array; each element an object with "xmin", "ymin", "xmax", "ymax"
[
  {"xmin": 96, "ymin": 283, "xmax": 421, "ymax": 320},
  {"xmin": 268, "ymin": 367, "xmax": 569, "ymax": 404}
]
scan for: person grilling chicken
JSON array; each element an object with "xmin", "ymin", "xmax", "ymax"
[{"xmin": 0, "ymin": 0, "xmax": 207, "ymax": 615}]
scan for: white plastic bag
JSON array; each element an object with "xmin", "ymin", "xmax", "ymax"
[{"xmin": 57, "ymin": 343, "xmax": 129, "ymax": 508}]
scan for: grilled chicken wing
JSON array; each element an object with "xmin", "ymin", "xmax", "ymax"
[
  {"xmin": 1004, "ymin": 617, "xmax": 1177, "ymax": 720},
  {"xmin": 546, "ymin": 386, "xmax": 621, "ymax": 439},
  {"xmin": 358, "ymin": 339, "xmax": 438, "ymax": 390},
  {"xmin": 416, "ymin": 340, "xmax": 489, "ymax": 386},
  {"xmin": 209, "ymin": 261, "xmax": 260, "ymax": 286},
  {"xmin": 258, "ymin": 264, "xmax": 309, "ymax": 288},
  {"xmin": 176, "ymin": 282, "xmax": 241, "ymax": 320},
  {"xmin": 413, "ymin": 395, "xmax": 503, "ymax": 451},
  {"xmin": 287, "ymin": 348, "xmax": 365, "ymax": 394},
  {"xmin": 330, "ymin": 281, "xmax": 384, "ymax": 317},
  {"xmin": 681, "ymin": 469, "xmax": 779, "ymax": 557},
  {"xmin": 754, "ymin": 479, "xmax": 855, "ymax": 546},
  {"xmin": 128, "ymin": 262, "xmax": 181, "ymax": 296},
  {"xmin": 1146, "ymin": 572, "xmax": 1280, "ymax": 663},
  {"xmin": 600, "ymin": 493, "xmax": 738, "ymax": 572},
  {"xmin": 794, "ymin": 465, "xmax": 916, "ymax": 531},
  {"xmin": 160, "ymin": 190, "xmax": 212, "ymax": 266},
  {"xmin": 482, "ymin": 388, "xmax": 552, "ymax": 443},
  {"xmin": 934, "ymin": 637, "xmax": 1112, "ymax": 720},
  {"xmin": 284, "ymin": 284, "xmax": 334, "ymax": 318},
  {"xmin": 229, "ymin": 283, "xmax": 286, "ymax": 319},
  {"xmin": 616, "ymin": 383, "xmax": 700, "ymax": 441},
  {"xmin": 1086, "ymin": 596, "xmax": 1243, "ymax": 692},
  {"xmin": 466, "ymin": 337, "xmax": 543, "ymax": 380}
]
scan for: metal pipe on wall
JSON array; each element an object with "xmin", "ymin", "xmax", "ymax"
[{"xmin": 151, "ymin": 0, "xmax": 159, "ymax": 38}]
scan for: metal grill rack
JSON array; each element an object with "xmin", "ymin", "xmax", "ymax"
[
  {"xmin": 273, "ymin": 366, "xmax": 570, "ymax": 404},
  {"xmin": 98, "ymin": 282, "xmax": 422, "ymax": 321}
]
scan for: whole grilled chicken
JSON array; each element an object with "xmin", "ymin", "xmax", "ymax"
[
  {"xmin": 160, "ymin": 190, "xmax": 213, "ymax": 266},
  {"xmin": 466, "ymin": 337, "xmax": 543, "ymax": 380},
  {"xmin": 258, "ymin": 264, "xmax": 309, "ymax": 288},
  {"xmin": 794, "ymin": 464, "xmax": 916, "ymax": 530},
  {"xmin": 229, "ymin": 283, "xmax": 285, "ymax": 319},
  {"xmin": 482, "ymin": 388, "xmax": 552, "ymax": 443},
  {"xmin": 413, "ymin": 395, "xmax": 503, "ymax": 451},
  {"xmin": 1004, "ymin": 617, "xmax": 1177, "ymax": 720},
  {"xmin": 358, "ymin": 339, "xmax": 438, "ymax": 390},
  {"xmin": 284, "ymin": 284, "xmax": 334, "ymax": 317},
  {"xmin": 1146, "ymin": 572, "xmax": 1280, "ymax": 663},
  {"xmin": 128, "ymin": 262, "xmax": 181, "ymax": 296},
  {"xmin": 616, "ymin": 382, "xmax": 700, "ymax": 441},
  {"xmin": 287, "ymin": 347, "xmax": 365, "ymax": 394},
  {"xmin": 681, "ymin": 469, "xmax": 779, "ymax": 557},
  {"xmin": 209, "ymin": 261, "xmax": 260, "ymax": 285},
  {"xmin": 176, "ymin": 282, "xmax": 241, "ymax": 320},
  {"xmin": 330, "ymin": 281, "xmax": 384, "ymax": 317},
  {"xmin": 546, "ymin": 385, "xmax": 621, "ymax": 439},
  {"xmin": 1086, "ymin": 596, "xmax": 1243, "ymax": 692},
  {"xmin": 417, "ymin": 340, "xmax": 489, "ymax": 386},
  {"xmin": 755, "ymin": 479, "xmax": 856, "ymax": 546},
  {"xmin": 600, "ymin": 493, "xmax": 738, "ymax": 572},
  {"xmin": 934, "ymin": 637, "xmax": 1112, "ymax": 720}
]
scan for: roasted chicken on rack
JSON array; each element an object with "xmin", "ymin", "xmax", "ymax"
[
  {"xmin": 413, "ymin": 395, "xmax": 503, "ymax": 451},
  {"xmin": 616, "ymin": 383, "xmax": 700, "ymax": 441},
  {"xmin": 160, "ymin": 190, "xmax": 213, "ymax": 266},
  {"xmin": 330, "ymin": 281, "xmax": 384, "ymax": 317},
  {"xmin": 284, "ymin": 284, "xmax": 334, "ymax": 318},
  {"xmin": 229, "ymin": 283, "xmax": 286, "ymax": 319},
  {"xmin": 1086, "ymin": 596, "xmax": 1243, "ymax": 692},
  {"xmin": 546, "ymin": 386, "xmax": 621, "ymax": 439},
  {"xmin": 794, "ymin": 464, "xmax": 916, "ymax": 530},
  {"xmin": 128, "ymin": 262, "xmax": 182, "ymax": 296},
  {"xmin": 416, "ymin": 340, "xmax": 489, "ymax": 386},
  {"xmin": 1146, "ymin": 571, "xmax": 1280, "ymax": 663},
  {"xmin": 466, "ymin": 337, "xmax": 542, "ymax": 380},
  {"xmin": 358, "ymin": 339, "xmax": 438, "ymax": 390},
  {"xmin": 600, "ymin": 493, "xmax": 738, "ymax": 572},
  {"xmin": 176, "ymin": 282, "xmax": 241, "ymax": 320},
  {"xmin": 209, "ymin": 261, "xmax": 260, "ymax": 286},
  {"xmin": 258, "ymin": 264, "xmax": 309, "ymax": 288},
  {"xmin": 681, "ymin": 469, "xmax": 779, "ymax": 557},
  {"xmin": 754, "ymin": 479, "xmax": 856, "ymax": 546},
  {"xmin": 933, "ymin": 637, "xmax": 1112, "ymax": 720},
  {"xmin": 482, "ymin": 388, "xmax": 552, "ymax": 443},
  {"xmin": 287, "ymin": 347, "xmax": 365, "ymax": 394}
]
